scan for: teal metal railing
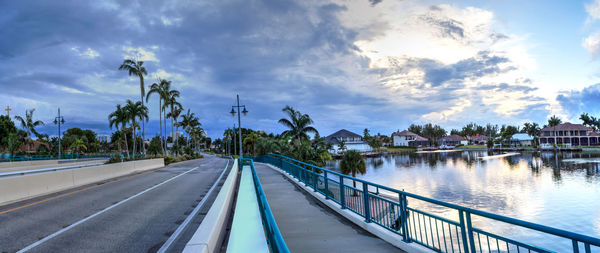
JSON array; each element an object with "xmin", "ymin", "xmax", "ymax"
[
  {"xmin": 240, "ymin": 158, "xmax": 290, "ymax": 253},
  {"xmin": 0, "ymin": 153, "xmax": 115, "ymax": 162},
  {"xmin": 255, "ymin": 154, "xmax": 600, "ymax": 253}
]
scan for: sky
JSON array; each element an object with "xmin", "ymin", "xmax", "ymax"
[{"xmin": 3, "ymin": 0, "xmax": 600, "ymax": 140}]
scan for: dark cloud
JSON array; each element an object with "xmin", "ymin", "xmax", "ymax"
[
  {"xmin": 369, "ymin": 0, "xmax": 383, "ymax": 6},
  {"xmin": 478, "ymin": 83, "xmax": 538, "ymax": 94},
  {"xmin": 557, "ymin": 83, "xmax": 600, "ymax": 117}
]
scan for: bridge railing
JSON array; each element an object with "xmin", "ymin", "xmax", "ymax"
[
  {"xmin": 255, "ymin": 154, "xmax": 600, "ymax": 253},
  {"xmin": 240, "ymin": 158, "xmax": 290, "ymax": 253}
]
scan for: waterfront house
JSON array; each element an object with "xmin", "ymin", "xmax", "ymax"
[
  {"xmin": 324, "ymin": 129, "xmax": 372, "ymax": 153},
  {"xmin": 391, "ymin": 130, "xmax": 430, "ymax": 147},
  {"xmin": 439, "ymin": 134, "xmax": 468, "ymax": 146},
  {"xmin": 508, "ymin": 133, "xmax": 534, "ymax": 146},
  {"xmin": 539, "ymin": 123, "xmax": 599, "ymax": 146},
  {"xmin": 469, "ymin": 134, "xmax": 487, "ymax": 145}
]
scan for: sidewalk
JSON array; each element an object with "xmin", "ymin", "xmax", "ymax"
[{"xmin": 254, "ymin": 163, "xmax": 403, "ymax": 253}]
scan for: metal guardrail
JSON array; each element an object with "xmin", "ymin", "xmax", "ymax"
[
  {"xmin": 240, "ymin": 158, "xmax": 290, "ymax": 253},
  {"xmin": 255, "ymin": 154, "xmax": 600, "ymax": 253},
  {"xmin": 0, "ymin": 153, "xmax": 115, "ymax": 162}
]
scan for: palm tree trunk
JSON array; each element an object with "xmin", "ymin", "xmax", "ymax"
[
  {"xmin": 159, "ymin": 100, "xmax": 164, "ymax": 156},
  {"xmin": 123, "ymin": 128, "xmax": 130, "ymax": 158},
  {"xmin": 140, "ymin": 86, "xmax": 146, "ymax": 155},
  {"xmin": 132, "ymin": 121, "xmax": 137, "ymax": 159},
  {"xmin": 164, "ymin": 110, "xmax": 167, "ymax": 155}
]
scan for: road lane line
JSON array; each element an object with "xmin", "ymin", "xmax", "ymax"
[
  {"xmin": 16, "ymin": 166, "xmax": 200, "ymax": 253},
  {"xmin": 157, "ymin": 160, "xmax": 231, "ymax": 253}
]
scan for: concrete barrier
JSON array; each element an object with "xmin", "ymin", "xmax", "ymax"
[
  {"xmin": 183, "ymin": 159, "xmax": 239, "ymax": 253},
  {"xmin": 0, "ymin": 158, "xmax": 164, "ymax": 206},
  {"xmin": 0, "ymin": 160, "xmax": 108, "ymax": 173}
]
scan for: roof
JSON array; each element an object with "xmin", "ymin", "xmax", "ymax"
[
  {"xmin": 469, "ymin": 134, "xmax": 487, "ymax": 139},
  {"xmin": 540, "ymin": 123, "xmax": 591, "ymax": 132},
  {"xmin": 392, "ymin": 130, "xmax": 429, "ymax": 141},
  {"xmin": 440, "ymin": 134, "xmax": 467, "ymax": 141},
  {"xmin": 511, "ymin": 133, "xmax": 533, "ymax": 141},
  {"xmin": 324, "ymin": 129, "xmax": 362, "ymax": 144}
]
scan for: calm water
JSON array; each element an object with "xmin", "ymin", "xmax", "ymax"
[{"xmin": 325, "ymin": 151, "xmax": 600, "ymax": 252}]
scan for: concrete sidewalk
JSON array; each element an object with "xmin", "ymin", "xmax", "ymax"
[{"xmin": 255, "ymin": 163, "xmax": 404, "ymax": 253}]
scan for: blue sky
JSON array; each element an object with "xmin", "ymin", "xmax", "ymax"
[{"xmin": 3, "ymin": 0, "xmax": 600, "ymax": 140}]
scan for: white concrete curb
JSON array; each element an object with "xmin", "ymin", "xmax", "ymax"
[
  {"xmin": 183, "ymin": 159, "xmax": 239, "ymax": 253},
  {"xmin": 260, "ymin": 162, "xmax": 430, "ymax": 253}
]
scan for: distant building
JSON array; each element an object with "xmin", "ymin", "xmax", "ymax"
[
  {"xmin": 20, "ymin": 140, "xmax": 50, "ymax": 153},
  {"xmin": 508, "ymin": 133, "xmax": 534, "ymax": 146},
  {"xmin": 539, "ymin": 123, "xmax": 599, "ymax": 146},
  {"xmin": 97, "ymin": 135, "xmax": 111, "ymax": 143},
  {"xmin": 439, "ymin": 134, "xmax": 468, "ymax": 146},
  {"xmin": 469, "ymin": 134, "xmax": 487, "ymax": 145},
  {"xmin": 391, "ymin": 130, "xmax": 429, "ymax": 147},
  {"xmin": 324, "ymin": 129, "xmax": 372, "ymax": 153}
]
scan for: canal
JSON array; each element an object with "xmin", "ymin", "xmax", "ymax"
[{"xmin": 325, "ymin": 151, "xmax": 600, "ymax": 252}]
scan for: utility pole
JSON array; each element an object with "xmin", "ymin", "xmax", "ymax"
[{"xmin": 54, "ymin": 108, "xmax": 65, "ymax": 159}]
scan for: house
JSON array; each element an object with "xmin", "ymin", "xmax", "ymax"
[
  {"xmin": 509, "ymin": 133, "xmax": 534, "ymax": 146},
  {"xmin": 391, "ymin": 130, "xmax": 430, "ymax": 147},
  {"xmin": 439, "ymin": 134, "xmax": 468, "ymax": 146},
  {"xmin": 469, "ymin": 134, "xmax": 487, "ymax": 145},
  {"xmin": 324, "ymin": 129, "xmax": 372, "ymax": 153},
  {"xmin": 539, "ymin": 123, "xmax": 599, "ymax": 146},
  {"xmin": 20, "ymin": 140, "xmax": 50, "ymax": 153},
  {"xmin": 97, "ymin": 135, "xmax": 111, "ymax": 143}
]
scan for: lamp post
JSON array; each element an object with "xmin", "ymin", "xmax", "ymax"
[
  {"xmin": 53, "ymin": 108, "xmax": 65, "ymax": 159},
  {"xmin": 230, "ymin": 95, "xmax": 248, "ymax": 159}
]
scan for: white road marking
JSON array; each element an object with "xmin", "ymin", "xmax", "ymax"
[
  {"xmin": 17, "ymin": 166, "xmax": 200, "ymax": 253},
  {"xmin": 157, "ymin": 159, "xmax": 231, "ymax": 253}
]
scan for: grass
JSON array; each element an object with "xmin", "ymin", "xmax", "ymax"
[
  {"xmin": 383, "ymin": 147, "xmax": 417, "ymax": 152},
  {"xmin": 460, "ymin": 145, "xmax": 487, "ymax": 149}
]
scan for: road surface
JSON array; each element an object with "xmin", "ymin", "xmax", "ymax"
[{"xmin": 0, "ymin": 155, "xmax": 231, "ymax": 253}]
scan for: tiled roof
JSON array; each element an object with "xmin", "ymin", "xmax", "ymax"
[
  {"xmin": 540, "ymin": 122, "xmax": 591, "ymax": 132},
  {"xmin": 392, "ymin": 130, "xmax": 429, "ymax": 141},
  {"xmin": 440, "ymin": 134, "xmax": 467, "ymax": 141}
]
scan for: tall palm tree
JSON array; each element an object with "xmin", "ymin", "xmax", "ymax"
[
  {"xmin": 146, "ymin": 78, "xmax": 168, "ymax": 155},
  {"xmin": 278, "ymin": 105, "xmax": 318, "ymax": 145},
  {"xmin": 124, "ymin": 100, "xmax": 148, "ymax": 158},
  {"xmin": 340, "ymin": 150, "xmax": 366, "ymax": 195},
  {"xmin": 119, "ymin": 59, "xmax": 148, "ymax": 153},
  {"xmin": 167, "ymin": 106, "xmax": 183, "ymax": 155},
  {"xmin": 523, "ymin": 122, "xmax": 541, "ymax": 147},
  {"xmin": 548, "ymin": 115, "xmax": 562, "ymax": 146},
  {"xmin": 179, "ymin": 109, "xmax": 200, "ymax": 147},
  {"xmin": 14, "ymin": 109, "xmax": 45, "ymax": 152},
  {"xmin": 109, "ymin": 104, "xmax": 130, "ymax": 158},
  {"xmin": 243, "ymin": 132, "xmax": 259, "ymax": 156},
  {"xmin": 164, "ymin": 91, "xmax": 181, "ymax": 145}
]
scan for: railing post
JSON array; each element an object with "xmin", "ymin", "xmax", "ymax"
[
  {"xmin": 313, "ymin": 168, "xmax": 318, "ymax": 192},
  {"xmin": 363, "ymin": 182, "xmax": 371, "ymax": 222},
  {"xmin": 572, "ymin": 240, "xmax": 580, "ymax": 253},
  {"xmin": 399, "ymin": 192, "xmax": 410, "ymax": 242},
  {"xmin": 465, "ymin": 211, "xmax": 477, "ymax": 253},
  {"xmin": 459, "ymin": 210, "xmax": 470, "ymax": 253},
  {"xmin": 324, "ymin": 171, "xmax": 329, "ymax": 199},
  {"xmin": 340, "ymin": 175, "xmax": 346, "ymax": 209}
]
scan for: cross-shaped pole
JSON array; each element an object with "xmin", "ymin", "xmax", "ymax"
[{"xmin": 5, "ymin": 106, "xmax": 11, "ymax": 117}]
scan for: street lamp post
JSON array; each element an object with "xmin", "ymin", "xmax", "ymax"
[
  {"xmin": 53, "ymin": 108, "xmax": 65, "ymax": 159},
  {"xmin": 230, "ymin": 95, "xmax": 248, "ymax": 159}
]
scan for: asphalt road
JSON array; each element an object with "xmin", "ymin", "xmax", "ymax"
[{"xmin": 0, "ymin": 155, "xmax": 231, "ymax": 253}]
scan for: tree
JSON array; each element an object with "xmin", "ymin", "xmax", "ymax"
[
  {"xmin": 523, "ymin": 122, "xmax": 541, "ymax": 147},
  {"xmin": 147, "ymin": 79, "xmax": 167, "ymax": 155},
  {"xmin": 180, "ymin": 109, "xmax": 201, "ymax": 147},
  {"xmin": 69, "ymin": 138, "xmax": 87, "ymax": 154},
  {"xmin": 243, "ymin": 132, "xmax": 259, "ymax": 156},
  {"xmin": 119, "ymin": 59, "xmax": 148, "ymax": 153},
  {"xmin": 363, "ymin": 128, "xmax": 370, "ymax": 139},
  {"xmin": 14, "ymin": 109, "xmax": 44, "ymax": 152},
  {"xmin": 109, "ymin": 104, "xmax": 130, "ymax": 158},
  {"xmin": 548, "ymin": 115, "xmax": 562, "ymax": 146},
  {"xmin": 407, "ymin": 124, "xmax": 423, "ymax": 136},
  {"xmin": 580, "ymin": 113, "xmax": 600, "ymax": 131},
  {"xmin": 421, "ymin": 123, "xmax": 447, "ymax": 146},
  {"xmin": 278, "ymin": 105, "xmax": 318, "ymax": 145},
  {"xmin": 147, "ymin": 136, "xmax": 162, "ymax": 155},
  {"xmin": 340, "ymin": 150, "xmax": 366, "ymax": 193},
  {"xmin": 124, "ymin": 100, "xmax": 148, "ymax": 158},
  {"xmin": 7, "ymin": 132, "xmax": 22, "ymax": 156},
  {"xmin": 0, "ymin": 115, "xmax": 17, "ymax": 148},
  {"xmin": 338, "ymin": 140, "xmax": 347, "ymax": 153}
]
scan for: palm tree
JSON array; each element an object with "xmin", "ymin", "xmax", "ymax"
[
  {"xmin": 14, "ymin": 109, "xmax": 45, "ymax": 152},
  {"xmin": 278, "ymin": 105, "xmax": 318, "ymax": 145},
  {"xmin": 243, "ymin": 132, "xmax": 259, "ymax": 156},
  {"xmin": 69, "ymin": 138, "xmax": 87, "ymax": 154},
  {"xmin": 124, "ymin": 100, "xmax": 148, "ymax": 158},
  {"xmin": 338, "ymin": 140, "xmax": 347, "ymax": 153},
  {"xmin": 168, "ymin": 106, "xmax": 183, "ymax": 156},
  {"xmin": 190, "ymin": 127, "xmax": 205, "ymax": 152},
  {"xmin": 119, "ymin": 59, "xmax": 148, "ymax": 153},
  {"xmin": 109, "ymin": 104, "xmax": 130, "ymax": 158},
  {"xmin": 180, "ymin": 109, "xmax": 200, "ymax": 147},
  {"xmin": 340, "ymin": 150, "xmax": 366, "ymax": 195},
  {"xmin": 523, "ymin": 122, "xmax": 541, "ymax": 147},
  {"xmin": 548, "ymin": 115, "xmax": 562, "ymax": 146},
  {"xmin": 147, "ymin": 79, "xmax": 167, "ymax": 155}
]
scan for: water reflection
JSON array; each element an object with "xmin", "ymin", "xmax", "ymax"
[{"xmin": 325, "ymin": 151, "xmax": 600, "ymax": 252}]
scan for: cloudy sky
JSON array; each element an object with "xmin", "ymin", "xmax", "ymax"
[{"xmin": 3, "ymin": 0, "xmax": 600, "ymax": 139}]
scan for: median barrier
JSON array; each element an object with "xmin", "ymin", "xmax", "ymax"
[
  {"xmin": 183, "ymin": 158, "xmax": 239, "ymax": 253},
  {"xmin": 0, "ymin": 158, "xmax": 165, "ymax": 206},
  {"xmin": 0, "ymin": 160, "xmax": 108, "ymax": 173}
]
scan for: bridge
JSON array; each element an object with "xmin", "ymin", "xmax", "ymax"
[{"xmin": 0, "ymin": 154, "xmax": 599, "ymax": 252}]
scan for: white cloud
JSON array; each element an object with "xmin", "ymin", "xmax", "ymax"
[
  {"xmin": 121, "ymin": 46, "xmax": 160, "ymax": 62},
  {"xmin": 583, "ymin": 33, "xmax": 600, "ymax": 59},
  {"xmin": 160, "ymin": 16, "xmax": 182, "ymax": 26},
  {"xmin": 586, "ymin": 0, "xmax": 600, "ymax": 22},
  {"xmin": 71, "ymin": 47, "xmax": 100, "ymax": 59}
]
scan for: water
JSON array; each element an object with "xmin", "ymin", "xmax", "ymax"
[{"xmin": 324, "ymin": 151, "xmax": 600, "ymax": 252}]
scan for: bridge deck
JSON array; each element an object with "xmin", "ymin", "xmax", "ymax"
[{"xmin": 255, "ymin": 163, "xmax": 403, "ymax": 253}]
